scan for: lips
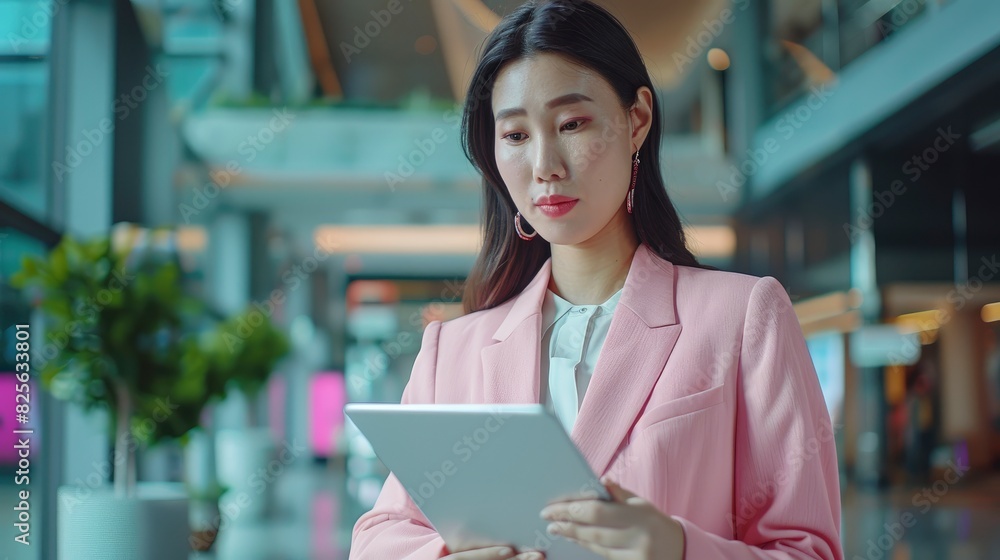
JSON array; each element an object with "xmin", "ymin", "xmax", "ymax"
[
  {"xmin": 535, "ymin": 196, "xmax": 579, "ymax": 218},
  {"xmin": 534, "ymin": 194, "xmax": 577, "ymax": 206}
]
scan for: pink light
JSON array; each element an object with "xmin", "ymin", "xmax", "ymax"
[
  {"xmin": 311, "ymin": 491, "xmax": 340, "ymax": 557},
  {"xmin": 0, "ymin": 373, "xmax": 39, "ymax": 465},
  {"xmin": 309, "ymin": 372, "xmax": 346, "ymax": 457}
]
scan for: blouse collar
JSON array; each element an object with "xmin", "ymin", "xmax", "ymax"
[{"xmin": 541, "ymin": 285, "xmax": 624, "ymax": 336}]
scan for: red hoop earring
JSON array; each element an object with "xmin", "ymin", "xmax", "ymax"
[
  {"xmin": 627, "ymin": 148, "xmax": 640, "ymax": 214},
  {"xmin": 514, "ymin": 211, "xmax": 536, "ymax": 240}
]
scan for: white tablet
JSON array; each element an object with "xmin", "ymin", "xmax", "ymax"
[{"xmin": 344, "ymin": 403, "xmax": 610, "ymax": 559}]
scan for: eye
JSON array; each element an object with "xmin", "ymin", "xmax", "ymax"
[{"xmin": 501, "ymin": 119, "xmax": 586, "ymax": 143}]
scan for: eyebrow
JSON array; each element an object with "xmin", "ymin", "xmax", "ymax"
[{"xmin": 494, "ymin": 93, "xmax": 595, "ymax": 122}]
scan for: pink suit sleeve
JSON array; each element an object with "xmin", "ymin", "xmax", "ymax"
[
  {"xmin": 671, "ymin": 277, "xmax": 844, "ymax": 559},
  {"xmin": 349, "ymin": 320, "xmax": 451, "ymax": 560}
]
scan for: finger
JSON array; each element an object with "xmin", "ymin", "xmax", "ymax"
[
  {"xmin": 562, "ymin": 533, "xmax": 619, "ymax": 560},
  {"xmin": 600, "ymin": 477, "xmax": 635, "ymax": 501},
  {"xmin": 601, "ymin": 477, "xmax": 648, "ymax": 507},
  {"xmin": 447, "ymin": 545, "xmax": 520, "ymax": 559},
  {"xmin": 548, "ymin": 520, "xmax": 633, "ymax": 550},
  {"xmin": 511, "ymin": 551, "xmax": 546, "ymax": 560},
  {"xmin": 540, "ymin": 499, "xmax": 633, "ymax": 527}
]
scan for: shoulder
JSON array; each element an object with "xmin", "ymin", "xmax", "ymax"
[
  {"xmin": 673, "ymin": 264, "xmax": 793, "ymax": 329},
  {"xmin": 674, "ymin": 264, "xmax": 769, "ymax": 304},
  {"xmin": 431, "ymin": 297, "xmax": 514, "ymax": 343}
]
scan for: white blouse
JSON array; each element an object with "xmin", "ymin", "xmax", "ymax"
[{"xmin": 539, "ymin": 285, "xmax": 624, "ymax": 434}]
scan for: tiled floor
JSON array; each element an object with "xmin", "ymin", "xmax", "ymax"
[
  {"xmin": 207, "ymin": 466, "xmax": 1000, "ymax": 560},
  {"xmin": 3, "ymin": 464, "xmax": 1000, "ymax": 559},
  {"xmin": 203, "ymin": 464, "xmax": 1000, "ymax": 559},
  {"xmin": 193, "ymin": 459, "xmax": 357, "ymax": 560},
  {"xmin": 840, "ymin": 472, "xmax": 1000, "ymax": 560}
]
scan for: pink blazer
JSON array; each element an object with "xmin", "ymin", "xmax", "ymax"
[{"xmin": 350, "ymin": 243, "xmax": 843, "ymax": 559}]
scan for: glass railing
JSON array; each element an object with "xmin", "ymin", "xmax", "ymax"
[
  {"xmin": 838, "ymin": 0, "xmax": 945, "ymax": 67},
  {"xmin": 762, "ymin": 0, "xmax": 950, "ymax": 117},
  {"xmin": 0, "ymin": 0, "xmax": 52, "ymax": 223},
  {"xmin": 0, "ymin": 0, "xmax": 53, "ymax": 57}
]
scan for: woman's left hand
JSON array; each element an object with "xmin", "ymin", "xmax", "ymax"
[{"xmin": 538, "ymin": 476, "xmax": 685, "ymax": 560}]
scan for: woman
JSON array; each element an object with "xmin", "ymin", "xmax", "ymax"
[{"xmin": 350, "ymin": 1, "xmax": 842, "ymax": 559}]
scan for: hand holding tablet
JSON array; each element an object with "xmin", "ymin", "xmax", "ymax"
[{"xmin": 345, "ymin": 403, "xmax": 611, "ymax": 559}]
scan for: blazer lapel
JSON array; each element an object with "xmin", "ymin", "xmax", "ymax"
[
  {"xmin": 480, "ymin": 244, "xmax": 681, "ymax": 477},
  {"xmin": 481, "ymin": 257, "xmax": 552, "ymax": 404},
  {"xmin": 570, "ymin": 244, "xmax": 681, "ymax": 476}
]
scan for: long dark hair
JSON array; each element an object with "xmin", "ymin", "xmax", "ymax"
[{"xmin": 460, "ymin": 0, "xmax": 712, "ymax": 315}]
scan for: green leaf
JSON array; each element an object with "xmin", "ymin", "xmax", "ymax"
[
  {"xmin": 20, "ymin": 229, "xmax": 242, "ymax": 451},
  {"xmin": 10, "ymin": 256, "xmax": 40, "ymax": 288},
  {"xmin": 49, "ymin": 243, "xmax": 69, "ymax": 281},
  {"xmin": 40, "ymin": 298, "xmax": 73, "ymax": 320}
]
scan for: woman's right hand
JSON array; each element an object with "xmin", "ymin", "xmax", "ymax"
[{"xmin": 444, "ymin": 545, "xmax": 545, "ymax": 560}]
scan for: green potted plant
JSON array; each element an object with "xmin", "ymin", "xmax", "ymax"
[
  {"xmin": 176, "ymin": 327, "xmax": 234, "ymax": 552},
  {"xmin": 11, "ymin": 228, "xmax": 228, "ymax": 559},
  {"xmin": 210, "ymin": 306, "xmax": 292, "ymax": 523}
]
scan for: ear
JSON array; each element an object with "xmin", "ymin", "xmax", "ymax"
[{"xmin": 628, "ymin": 86, "xmax": 654, "ymax": 153}]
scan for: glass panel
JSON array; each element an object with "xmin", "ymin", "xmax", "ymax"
[
  {"xmin": 342, "ymin": 277, "xmax": 464, "ymax": 513},
  {"xmin": 163, "ymin": 56, "xmax": 223, "ymax": 104},
  {"xmin": 762, "ymin": 0, "xmax": 952, "ymax": 117},
  {"xmin": 0, "ymin": 0, "xmax": 54, "ymax": 56},
  {"xmin": 838, "ymin": 0, "xmax": 944, "ymax": 67},
  {"xmin": 0, "ymin": 62, "xmax": 48, "ymax": 222},
  {"xmin": 763, "ymin": 0, "xmax": 830, "ymax": 115}
]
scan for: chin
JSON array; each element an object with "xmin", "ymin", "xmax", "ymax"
[{"xmin": 536, "ymin": 225, "xmax": 599, "ymax": 247}]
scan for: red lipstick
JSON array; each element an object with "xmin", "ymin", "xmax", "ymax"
[{"xmin": 534, "ymin": 194, "xmax": 578, "ymax": 218}]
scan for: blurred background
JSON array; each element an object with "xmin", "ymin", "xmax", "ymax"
[{"xmin": 1, "ymin": 0, "xmax": 999, "ymax": 558}]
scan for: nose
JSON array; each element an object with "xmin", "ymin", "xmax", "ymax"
[{"xmin": 533, "ymin": 140, "xmax": 567, "ymax": 183}]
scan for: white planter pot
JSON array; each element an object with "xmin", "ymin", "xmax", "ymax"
[
  {"xmin": 189, "ymin": 498, "xmax": 221, "ymax": 552},
  {"xmin": 57, "ymin": 482, "xmax": 189, "ymax": 560},
  {"xmin": 215, "ymin": 428, "xmax": 276, "ymax": 523}
]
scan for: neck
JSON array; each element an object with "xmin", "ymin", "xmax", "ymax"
[{"xmin": 547, "ymin": 210, "xmax": 640, "ymax": 305}]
